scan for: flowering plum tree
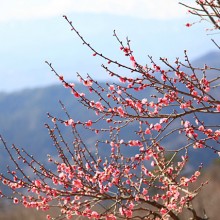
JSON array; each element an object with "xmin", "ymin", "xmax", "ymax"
[{"xmin": 0, "ymin": 0, "xmax": 220, "ymax": 219}]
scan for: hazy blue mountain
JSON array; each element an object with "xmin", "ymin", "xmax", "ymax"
[
  {"xmin": 192, "ymin": 51, "xmax": 220, "ymax": 67},
  {"xmin": 0, "ymin": 51, "xmax": 219, "ymax": 176}
]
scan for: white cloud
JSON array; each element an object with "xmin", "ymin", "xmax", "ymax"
[{"xmin": 0, "ymin": 0, "xmax": 194, "ymax": 22}]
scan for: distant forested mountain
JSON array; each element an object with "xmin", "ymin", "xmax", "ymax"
[
  {"xmin": 192, "ymin": 51, "xmax": 220, "ymax": 67},
  {"xmin": 0, "ymin": 51, "xmax": 220, "ymax": 174}
]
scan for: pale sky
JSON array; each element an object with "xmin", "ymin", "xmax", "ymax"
[
  {"xmin": 0, "ymin": 0, "xmax": 191, "ymax": 22},
  {"xmin": 0, "ymin": 0, "xmax": 216, "ymax": 92}
]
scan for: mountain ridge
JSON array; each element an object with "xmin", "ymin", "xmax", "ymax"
[{"xmin": 0, "ymin": 51, "xmax": 219, "ymax": 172}]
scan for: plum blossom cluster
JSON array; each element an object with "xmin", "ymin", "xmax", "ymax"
[
  {"xmin": 1, "ymin": 0, "xmax": 220, "ymax": 219},
  {"xmin": 180, "ymin": 0, "xmax": 220, "ymax": 31},
  {"xmin": 0, "ymin": 133, "xmax": 205, "ymax": 220}
]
